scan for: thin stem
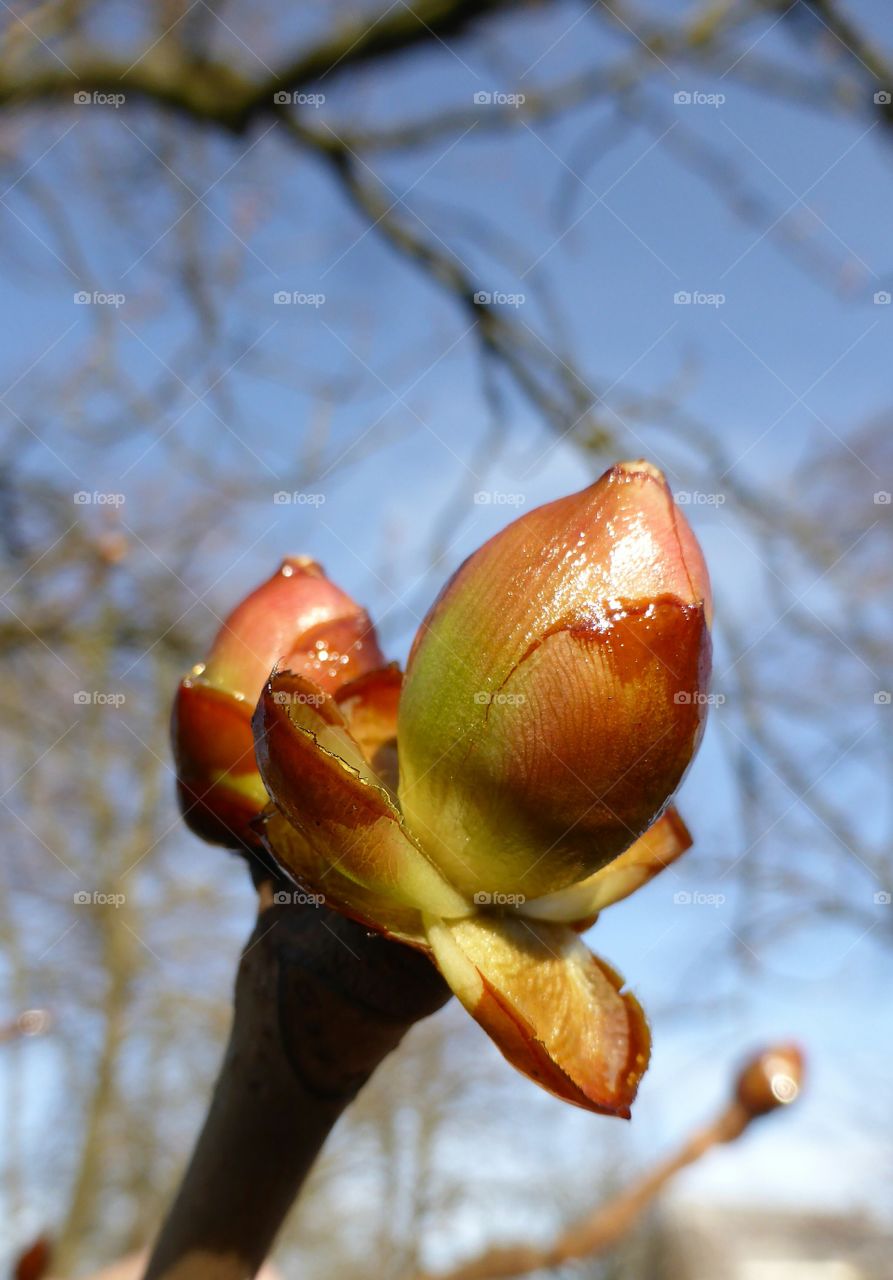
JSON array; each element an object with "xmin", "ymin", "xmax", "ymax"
[{"xmin": 411, "ymin": 1103, "xmax": 752, "ymax": 1280}]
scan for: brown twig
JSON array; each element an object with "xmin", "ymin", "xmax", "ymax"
[
  {"xmin": 409, "ymin": 1044, "xmax": 804, "ymax": 1280},
  {"xmin": 142, "ymin": 881, "xmax": 450, "ymax": 1280}
]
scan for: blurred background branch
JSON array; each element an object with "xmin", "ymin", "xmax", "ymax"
[{"xmin": 410, "ymin": 1045, "xmax": 804, "ymax": 1280}]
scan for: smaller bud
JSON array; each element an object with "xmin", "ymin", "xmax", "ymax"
[
  {"xmin": 735, "ymin": 1043, "xmax": 804, "ymax": 1117},
  {"xmin": 201, "ymin": 556, "xmax": 384, "ymax": 698},
  {"xmin": 172, "ymin": 558, "xmax": 384, "ymax": 850}
]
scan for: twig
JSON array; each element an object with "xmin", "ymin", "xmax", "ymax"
[
  {"xmin": 142, "ymin": 881, "xmax": 449, "ymax": 1280},
  {"xmin": 409, "ymin": 1044, "xmax": 803, "ymax": 1280}
]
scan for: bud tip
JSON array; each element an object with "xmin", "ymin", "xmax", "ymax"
[
  {"xmin": 280, "ymin": 555, "xmax": 324, "ymax": 579},
  {"xmin": 735, "ymin": 1043, "xmax": 804, "ymax": 1117},
  {"xmin": 614, "ymin": 458, "xmax": 666, "ymax": 483}
]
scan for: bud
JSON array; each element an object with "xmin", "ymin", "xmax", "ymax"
[
  {"xmin": 201, "ymin": 555, "xmax": 384, "ymax": 698},
  {"xmin": 172, "ymin": 557, "xmax": 384, "ymax": 849},
  {"xmin": 191, "ymin": 462, "xmax": 713, "ymax": 1118},
  {"xmin": 397, "ymin": 461, "xmax": 712, "ymax": 898},
  {"xmin": 735, "ymin": 1043, "xmax": 804, "ymax": 1117}
]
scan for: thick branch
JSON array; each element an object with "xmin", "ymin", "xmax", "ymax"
[
  {"xmin": 0, "ymin": 0, "xmax": 545, "ymax": 130},
  {"xmin": 142, "ymin": 887, "xmax": 449, "ymax": 1280},
  {"xmin": 1, "ymin": 0, "xmax": 889, "ymax": 146}
]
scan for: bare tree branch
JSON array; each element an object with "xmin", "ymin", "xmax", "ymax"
[{"xmin": 0, "ymin": 0, "xmax": 550, "ymax": 128}]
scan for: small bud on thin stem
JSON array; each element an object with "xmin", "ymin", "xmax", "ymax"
[
  {"xmin": 410, "ymin": 1043, "xmax": 805, "ymax": 1280},
  {"xmin": 734, "ymin": 1043, "xmax": 804, "ymax": 1118}
]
